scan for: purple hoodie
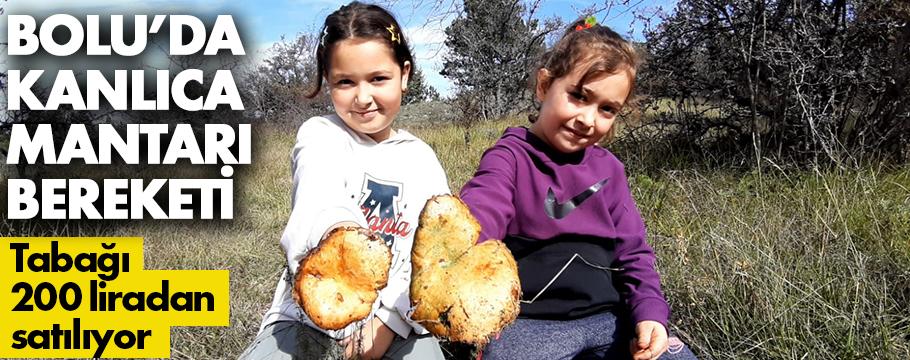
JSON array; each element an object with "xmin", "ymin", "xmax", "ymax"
[{"xmin": 460, "ymin": 127, "xmax": 669, "ymax": 326}]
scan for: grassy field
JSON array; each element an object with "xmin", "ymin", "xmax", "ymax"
[{"xmin": 1, "ymin": 117, "xmax": 909, "ymax": 359}]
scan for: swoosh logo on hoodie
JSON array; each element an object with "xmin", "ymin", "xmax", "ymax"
[{"xmin": 545, "ymin": 178, "xmax": 610, "ymax": 220}]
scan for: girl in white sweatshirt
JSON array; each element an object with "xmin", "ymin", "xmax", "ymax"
[{"xmin": 240, "ymin": 2, "xmax": 449, "ymax": 359}]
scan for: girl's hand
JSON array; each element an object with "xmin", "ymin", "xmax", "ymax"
[
  {"xmin": 631, "ymin": 320, "xmax": 668, "ymax": 360},
  {"xmin": 338, "ymin": 316, "xmax": 396, "ymax": 360}
]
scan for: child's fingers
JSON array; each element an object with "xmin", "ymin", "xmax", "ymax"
[
  {"xmin": 638, "ymin": 325, "xmax": 669, "ymax": 359},
  {"xmin": 631, "ymin": 347, "xmax": 652, "ymax": 360},
  {"xmin": 338, "ymin": 333, "xmax": 357, "ymax": 358},
  {"xmin": 629, "ymin": 336, "xmax": 651, "ymax": 360},
  {"xmin": 636, "ymin": 325, "xmax": 653, "ymax": 350},
  {"xmin": 633, "ymin": 321, "xmax": 670, "ymax": 359},
  {"xmin": 649, "ymin": 326, "xmax": 669, "ymax": 358}
]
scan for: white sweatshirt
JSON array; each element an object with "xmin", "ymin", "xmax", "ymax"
[{"xmin": 260, "ymin": 114, "xmax": 450, "ymax": 339}]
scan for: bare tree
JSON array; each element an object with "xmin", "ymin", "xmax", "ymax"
[
  {"xmin": 638, "ymin": 0, "xmax": 910, "ymax": 165},
  {"xmin": 241, "ymin": 33, "xmax": 332, "ymax": 122}
]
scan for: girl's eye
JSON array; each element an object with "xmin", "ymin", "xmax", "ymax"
[
  {"xmin": 336, "ymin": 79, "xmax": 353, "ymax": 86},
  {"xmin": 600, "ymin": 106, "xmax": 616, "ymax": 116},
  {"xmin": 372, "ymin": 76, "xmax": 390, "ymax": 83},
  {"xmin": 569, "ymin": 91, "xmax": 586, "ymax": 101}
]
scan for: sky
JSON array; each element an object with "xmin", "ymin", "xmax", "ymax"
[{"xmin": 2, "ymin": 0, "xmax": 677, "ymax": 97}]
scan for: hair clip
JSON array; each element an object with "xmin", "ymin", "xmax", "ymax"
[
  {"xmin": 575, "ymin": 15, "xmax": 597, "ymax": 31},
  {"xmin": 320, "ymin": 27, "xmax": 329, "ymax": 46},
  {"xmin": 386, "ymin": 24, "xmax": 401, "ymax": 44}
]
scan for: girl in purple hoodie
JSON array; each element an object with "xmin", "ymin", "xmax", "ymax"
[{"xmin": 460, "ymin": 18, "xmax": 697, "ymax": 360}]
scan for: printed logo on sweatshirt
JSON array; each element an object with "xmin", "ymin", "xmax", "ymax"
[
  {"xmin": 545, "ymin": 178, "xmax": 610, "ymax": 220},
  {"xmin": 358, "ymin": 175, "xmax": 412, "ymax": 250}
]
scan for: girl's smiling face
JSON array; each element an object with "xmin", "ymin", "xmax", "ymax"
[
  {"xmin": 328, "ymin": 37, "xmax": 410, "ymax": 143},
  {"xmin": 530, "ymin": 65, "xmax": 633, "ymax": 154}
]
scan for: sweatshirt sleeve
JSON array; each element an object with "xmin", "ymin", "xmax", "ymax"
[
  {"xmin": 378, "ymin": 145, "xmax": 452, "ymax": 338},
  {"xmin": 280, "ymin": 118, "xmax": 368, "ymax": 275},
  {"xmin": 459, "ymin": 145, "xmax": 516, "ymax": 242},
  {"xmin": 375, "ymin": 258, "xmax": 418, "ymax": 337},
  {"xmin": 609, "ymin": 164, "xmax": 670, "ymax": 327}
]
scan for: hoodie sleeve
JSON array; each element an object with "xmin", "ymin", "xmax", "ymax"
[
  {"xmin": 378, "ymin": 145, "xmax": 452, "ymax": 338},
  {"xmin": 280, "ymin": 118, "xmax": 368, "ymax": 275},
  {"xmin": 609, "ymin": 163, "xmax": 670, "ymax": 327},
  {"xmin": 459, "ymin": 144, "xmax": 517, "ymax": 243}
]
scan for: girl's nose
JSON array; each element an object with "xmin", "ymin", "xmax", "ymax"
[
  {"xmin": 575, "ymin": 107, "xmax": 596, "ymax": 130},
  {"xmin": 355, "ymin": 85, "xmax": 373, "ymax": 106}
]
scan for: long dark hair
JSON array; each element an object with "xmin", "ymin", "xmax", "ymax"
[{"xmin": 305, "ymin": 1, "xmax": 415, "ymax": 98}]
